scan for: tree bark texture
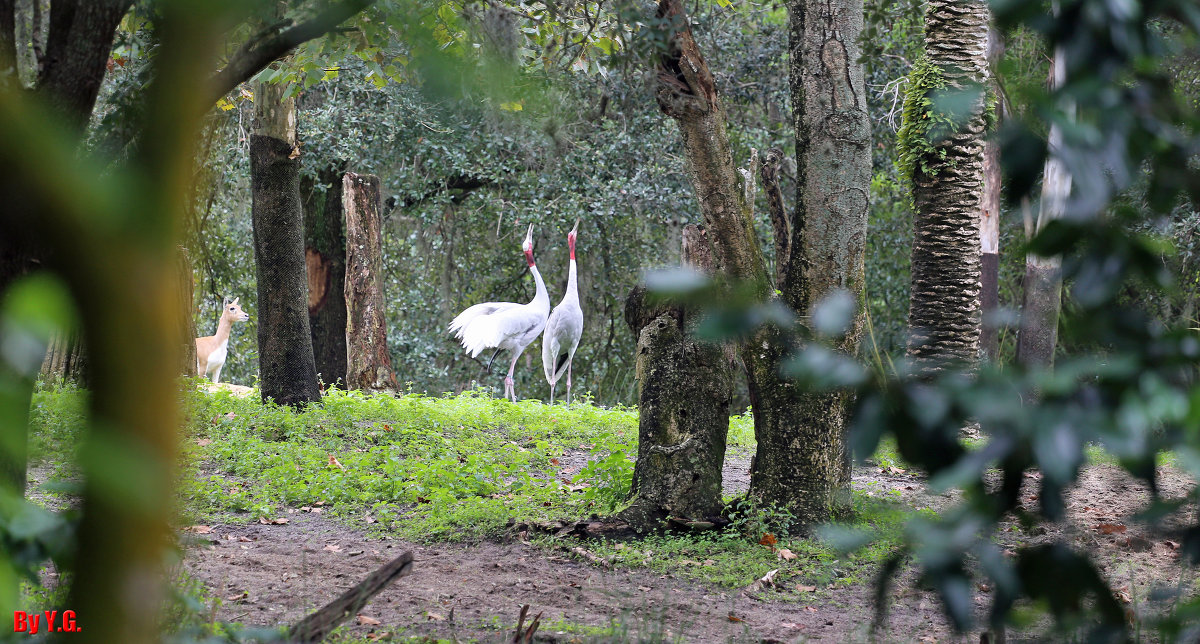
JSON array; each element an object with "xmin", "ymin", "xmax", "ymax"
[
  {"xmin": 38, "ymin": 326, "xmax": 87, "ymax": 384},
  {"xmin": 906, "ymin": 0, "xmax": 990, "ymax": 375},
  {"xmin": 251, "ymin": 82, "xmax": 321, "ymax": 407},
  {"xmin": 620, "ymin": 225, "xmax": 733, "ymax": 530},
  {"xmin": 652, "ymin": 0, "xmax": 869, "ymax": 527},
  {"xmin": 37, "ymin": 0, "xmax": 132, "ymax": 132},
  {"xmin": 746, "ymin": 0, "xmax": 870, "ymax": 524},
  {"xmin": 303, "ymin": 166, "xmax": 347, "ymax": 386},
  {"xmin": 1017, "ymin": 46, "xmax": 1070, "ymax": 369},
  {"xmin": 343, "ymin": 172, "xmax": 398, "ymax": 392},
  {"xmin": 979, "ymin": 26, "xmax": 1003, "ymax": 362}
]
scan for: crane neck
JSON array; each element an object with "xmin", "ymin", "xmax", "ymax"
[
  {"xmin": 529, "ymin": 263, "xmax": 550, "ymax": 310},
  {"xmin": 564, "ymin": 258, "xmax": 578, "ymax": 301}
]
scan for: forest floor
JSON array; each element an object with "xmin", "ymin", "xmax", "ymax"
[{"xmin": 23, "ymin": 385, "xmax": 1200, "ymax": 642}]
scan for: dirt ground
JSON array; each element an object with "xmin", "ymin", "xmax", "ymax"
[{"xmin": 174, "ymin": 452, "xmax": 1198, "ymax": 643}]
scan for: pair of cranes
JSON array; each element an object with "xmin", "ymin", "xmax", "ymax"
[{"xmin": 449, "ymin": 221, "xmax": 583, "ymax": 404}]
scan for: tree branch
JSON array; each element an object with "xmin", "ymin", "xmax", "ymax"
[
  {"xmin": 206, "ymin": 0, "xmax": 376, "ymax": 107},
  {"xmin": 759, "ymin": 147, "xmax": 788, "ymax": 287}
]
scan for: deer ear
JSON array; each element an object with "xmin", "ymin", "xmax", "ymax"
[
  {"xmin": 222, "ymin": 296, "xmax": 230, "ymax": 307},
  {"xmin": 231, "ymin": 297, "xmax": 239, "ymax": 306}
]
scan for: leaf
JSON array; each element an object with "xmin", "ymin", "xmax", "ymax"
[
  {"xmin": 226, "ymin": 591, "xmax": 247, "ymax": 602},
  {"xmin": 727, "ymin": 613, "xmax": 743, "ymax": 623},
  {"xmin": 259, "ymin": 517, "xmax": 289, "ymax": 525},
  {"xmin": 499, "ymin": 101, "xmax": 523, "ymax": 112},
  {"xmin": 187, "ymin": 525, "xmax": 213, "ymax": 534},
  {"xmin": 745, "ymin": 568, "xmax": 779, "ymax": 592},
  {"xmin": 195, "ymin": 438, "xmax": 212, "ymax": 447},
  {"xmin": 323, "ymin": 544, "xmax": 342, "ymax": 552},
  {"xmin": 426, "ymin": 612, "xmax": 445, "ymax": 621},
  {"xmin": 797, "ymin": 584, "xmax": 817, "ymax": 592},
  {"xmin": 777, "ymin": 548, "xmax": 797, "ymax": 561},
  {"xmin": 759, "ymin": 533, "xmax": 778, "ymax": 547},
  {"xmin": 328, "ymin": 454, "xmax": 345, "ymax": 470},
  {"xmin": 1096, "ymin": 523, "xmax": 1127, "ymax": 535},
  {"xmin": 357, "ymin": 614, "xmax": 382, "ymax": 626}
]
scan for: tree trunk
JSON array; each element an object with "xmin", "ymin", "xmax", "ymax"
[
  {"xmin": 746, "ymin": 0, "xmax": 872, "ymax": 523},
  {"xmin": 251, "ymin": 79, "xmax": 321, "ymax": 406},
  {"xmin": 38, "ymin": 326, "xmax": 88, "ymax": 384},
  {"xmin": 619, "ymin": 225, "xmax": 733, "ymax": 531},
  {"xmin": 651, "ymin": 0, "xmax": 869, "ymax": 527},
  {"xmin": 343, "ymin": 172, "xmax": 398, "ymax": 393},
  {"xmin": 904, "ymin": 0, "xmax": 990, "ymax": 375},
  {"xmin": 303, "ymin": 165, "xmax": 348, "ymax": 386},
  {"xmin": 980, "ymin": 26, "xmax": 1003, "ymax": 362},
  {"xmin": 177, "ymin": 246, "xmax": 197, "ymax": 377},
  {"xmin": 1017, "ymin": 46, "xmax": 1070, "ymax": 368}
]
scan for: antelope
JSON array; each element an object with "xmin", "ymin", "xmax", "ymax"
[{"xmin": 196, "ymin": 297, "xmax": 250, "ymax": 384}]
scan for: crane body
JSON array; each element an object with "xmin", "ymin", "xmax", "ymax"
[{"xmin": 542, "ymin": 220, "xmax": 584, "ymax": 405}]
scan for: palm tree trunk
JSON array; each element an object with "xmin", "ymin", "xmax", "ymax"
[{"xmin": 904, "ymin": 0, "xmax": 990, "ymax": 375}]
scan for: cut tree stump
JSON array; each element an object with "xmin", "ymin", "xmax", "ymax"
[
  {"xmin": 343, "ymin": 172, "xmax": 398, "ymax": 393},
  {"xmin": 287, "ymin": 550, "xmax": 414, "ymax": 643}
]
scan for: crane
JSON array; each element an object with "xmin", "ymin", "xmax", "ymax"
[
  {"xmin": 449, "ymin": 223, "xmax": 550, "ymax": 402},
  {"xmin": 542, "ymin": 219, "xmax": 583, "ymax": 405}
]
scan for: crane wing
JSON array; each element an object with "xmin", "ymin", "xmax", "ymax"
[
  {"xmin": 542, "ymin": 302, "xmax": 584, "ymax": 383},
  {"xmin": 449, "ymin": 301, "xmax": 522, "ymax": 338},
  {"xmin": 457, "ymin": 303, "xmax": 548, "ymax": 358}
]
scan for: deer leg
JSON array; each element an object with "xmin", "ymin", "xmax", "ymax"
[{"xmin": 212, "ymin": 364, "xmax": 222, "ymax": 384}]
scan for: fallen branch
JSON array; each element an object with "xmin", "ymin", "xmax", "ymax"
[
  {"xmin": 287, "ymin": 550, "xmax": 414, "ymax": 642},
  {"xmin": 570, "ymin": 546, "xmax": 614, "ymax": 569},
  {"xmin": 511, "ymin": 604, "xmax": 542, "ymax": 643}
]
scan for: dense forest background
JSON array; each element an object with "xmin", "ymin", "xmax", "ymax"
[{"xmin": 115, "ymin": 0, "xmax": 1200, "ymax": 406}]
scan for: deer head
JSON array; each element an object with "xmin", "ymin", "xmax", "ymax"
[{"xmin": 222, "ymin": 297, "xmax": 250, "ymax": 323}]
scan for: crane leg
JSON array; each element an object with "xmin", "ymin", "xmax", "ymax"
[
  {"xmin": 549, "ymin": 382, "xmax": 556, "ymax": 406},
  {"xmin": 505, "ymin": 350, "xmax": 522, "ymax": 403},
  {"xmin": 566, "ymin": 361, "xmax": 572, "ymax": 407}
]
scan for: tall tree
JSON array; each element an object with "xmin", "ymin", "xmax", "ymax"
[
  {"xmin": 1017, "ymin": 44, "xmax": 1070, "ymax": 368},
  {"xmin": 303, "ymin": 165, "xmax": 348, "ymax": 385},
  {"xmin": 900, "ymin": 0, "xmax": 990, "ymax": 375},
  {"xmin": 650, "ymin": 0, "xmax": 870, "ymax": 526},
  {"xmin": 251, "ymin": 76, "xmax": 322, "ymax": 406},
  {"xmin": 980, "ymin": 26, "xmax": 1003, "ymax": 361}
]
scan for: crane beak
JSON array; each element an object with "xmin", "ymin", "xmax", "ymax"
[{"xmin": 570, "ymin": 219, "xmax": 579, "ymax": 235}]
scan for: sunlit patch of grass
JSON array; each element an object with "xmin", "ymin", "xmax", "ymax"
[{"xmin": 179, "ymin": 386, "xmax": 639, "ymax": 542}]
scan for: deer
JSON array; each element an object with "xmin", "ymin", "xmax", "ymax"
[{"xmin": 196, "ymin": 297, "xmax": 250, "ymax": 384}]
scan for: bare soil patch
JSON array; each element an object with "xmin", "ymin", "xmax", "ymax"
[{"xmin": 178, "ymin": 455, "xmax": 1196, "ymax": 642}]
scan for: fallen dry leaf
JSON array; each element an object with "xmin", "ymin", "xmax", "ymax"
[
  {"xmin": 226, "ymin": 591, "xmax": 247, "ymax": 602},
  {"xmin": 365, "ymin": 515, "xmax": 376, "ymax": 524},
  {"xmin": 365, "ymin": 633, "xmax": 392, "ymax": 642},
  {"xmin": 259, "ymin": 517, "xmax": 289, "ymax": 525},
  {"xmin": 550, "ymin": 458, "xmax": 561, "ymax": 465},
  {"xmin": 759, "ymin": 533, "xmax": 778, "ymax": 547},
  {"xmin": 187, "ymin": 525, "xmax": 213, "ymax": 534},
  {"xmin": 804, "ymin": 606, "xmax": 818, "ymax": 613},
  {"xmin": 1165, "ymin": 540, "xmax": 1181, "ymax": 550},
  {"xmin": 702, "ymin": 559, "xmax": 715, "ymax": 566},
  {"xmin": 745, "ymin": 568, "xmax": 780, "ymax": 593},
  {"xmin": 727, "ymin": 613, "xmax": 743, "ymax": 623},
  {"xmin": 323, "ymin": 544, "xmax": 342, "ymax": 553},
  {"xmin": 195, "ymin": 438, "xmax": 212, "ymax": 447},
  {"xmin": 782, "ymin": 622, "xmax": 805, "ymax": 630},
  {"xmin": 238, "ymin": 536, "xmax": 253, "ymax": 543},
  {"xmin": 425, "ymin": 612, "xmax": 445, "ymax": 621},
  {"xmin": 797, "ymin": 584, "xmax": 817, "ymax": 592},
  {"xmin": 638, "ymin": 586, "xmax": 651, "ymax": 592},
  {"xmin": 1096, "ymin": 523, "xmax": 1127, "ymax": 535},
  {"xmin": 356, "ymin": 614, "xmax": 382, "ymax": 626},
  {"xmin": 777, "ymin": 548, "xmax": 798, "ymax": 561},
  {"xmin": 328, "ymin": 454, "xmax": 345, "ymax": 470}
]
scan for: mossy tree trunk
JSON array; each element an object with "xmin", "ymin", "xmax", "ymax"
[
  {"xmin": 651, "ymin": 0, "xmax": 870, "ymax": 527},
  {"xmin": 251, "ymin": 78, "xmax": 321, "ymax": 406},
  {"xmin": 903, "ymin": 0, "xmax": 990, "ymax": 375},
  {"xmin": 1017, "ymin": 46, "xmax": 1070, "ymax": 368},
  {"xmin": 620, "ymin": 225, "xmax": 733, "ymax": 530},
  {"xmin": 303, "ymin": 164, "xmax": 348, "ymax": 386},
  {"xmin": 343, "ymin": 172, "xmax": 398, "ymax": 392}
]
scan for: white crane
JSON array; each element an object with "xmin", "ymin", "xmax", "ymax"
[
  {"xmin": 542, "ymin": 219, "xmax": 583, "ymax": 405},
  {"xmin": 449, "ymin": 223, "xmax": 550, "ymax": 402}
]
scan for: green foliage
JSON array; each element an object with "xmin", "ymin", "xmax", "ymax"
[
  {"xmin": 573, "ymin": 430, "xmax": 635, "ymax": 512},
  {"xmin": 895, "ymin": 56, "xmax": 953, "ymax": 187},
  {"xmin": 179, "ymin": 387, "xmax": 638, "ymax": 541}
]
